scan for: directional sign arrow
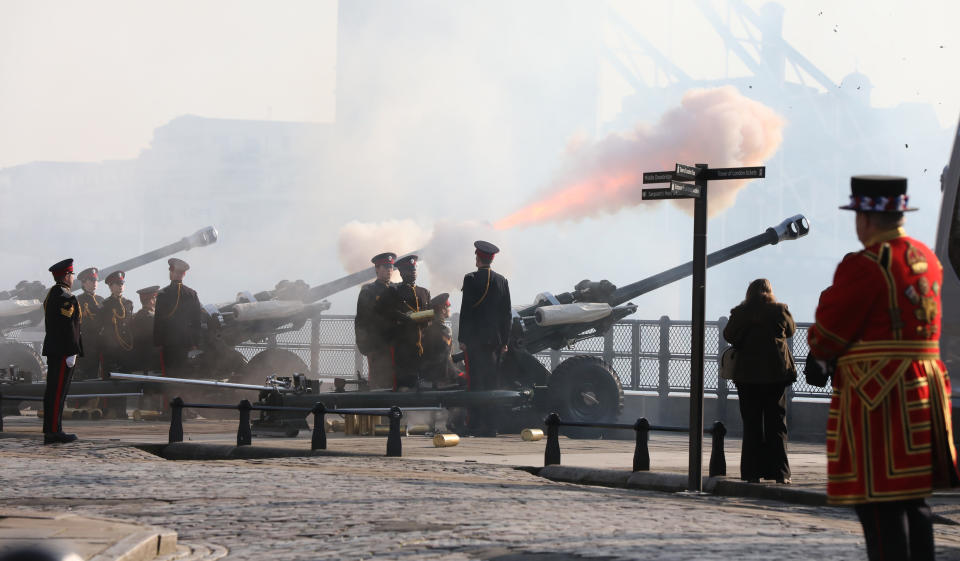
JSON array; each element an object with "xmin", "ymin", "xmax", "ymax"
[
  {"xmin": 705, "ymin": 166, "xmax": 765, "ymax": 180},
  {"xmin": 670, "ymin": 181, "xmax": 701, "ymax": 197},
  {"xmin": 674, "ymin": 163, "xmax": 699, "ymax": 180},
  {"xmin": 642, "ymin": 171, "xmax": 675, "ymax": 184}
]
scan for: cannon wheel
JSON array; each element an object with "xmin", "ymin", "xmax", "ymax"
[
  {"xmin": 237, "ymin": 348, "xmax": 309, "ymax": 386},
  {"xmin": 0, "ymin": 342, "xmax": 45, "ymax": 416},
  {"xmin": 547, "ymin": 355, "xmax": 623, "ymax": 439}
]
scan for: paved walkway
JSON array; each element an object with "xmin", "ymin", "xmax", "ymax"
[{"xmin": 2, "ymin": 415, "xmax": 960, "ymax": 559}]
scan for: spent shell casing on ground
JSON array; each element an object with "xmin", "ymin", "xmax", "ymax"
[
  {"xmin": 521, "ymin": 428, "xmax": 544, "ymax": 441},
  {"xmin": 432, "ymin": 433, "xmax": 460, "ymax": 447}
]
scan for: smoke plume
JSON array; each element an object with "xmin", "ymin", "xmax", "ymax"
[
  {"xmin": 494, "ymin": 86, "xmax": 784, "ymax": 229},
  {"xmin": 337, "ymin": 219, "xmax": 501, "ymax": 292}
]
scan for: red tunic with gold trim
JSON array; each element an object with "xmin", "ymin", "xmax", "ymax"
[{"xmin": 809, "ymin": 228, "xmax": 960, "ymax": 505}]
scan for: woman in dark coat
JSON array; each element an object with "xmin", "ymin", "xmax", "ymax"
[{"xmin": 723, "ymin": 278, "xmax": 797, "ymax": 484}]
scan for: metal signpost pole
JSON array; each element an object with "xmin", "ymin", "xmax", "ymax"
[{"xmin": 688, "ymin": 163, "xmax": 708, "ymax": 492}]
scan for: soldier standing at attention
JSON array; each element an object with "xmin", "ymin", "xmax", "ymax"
[
  {"xmin": 74, "ymin": 267, "xmax": 103, "ymax": 380},
  {"xmin": 390, "ymin": 255, "xmax": 431, "ymax": 390},
  {"xmin": 354, "ymin": 252, "xmax": 397, "ymax": 390},
  {"xmin": 131, "ymin": 285, "xmax": 161, "ymax": 373},
  {"xmin": 100, "ymin": 271, "xmax": 134, "ymax": 374},
  {"xmin": 41, "ymin": 259, "xmax": 82, "ymax": 444},
  {"xmin": 808, "ymin": 176, "xmax": 959, "ymax": 561},
  {"xmin": 153, "ymin": 258, "xmax": 202, "ymax": 378}
]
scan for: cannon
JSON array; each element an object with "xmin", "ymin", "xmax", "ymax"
[
  {"xmin": 0, "ymin": 226, "xmax": 219, "ymax": 395},
  {"xmin": 116, "ymin": 215, "xmax": 811, "ymax": 437}
]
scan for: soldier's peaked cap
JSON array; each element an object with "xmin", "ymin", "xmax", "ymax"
[
  {"xmin": 371, "ymin": 252, "xmax": 397, "ymax": 266},
  {"xmin": 49, "ymin": 258, "xmax": 74, "ymax": 276},
  {"xmin": 77, "ymin": 267, "xmax": 98, "ymax": 281},
  {"xmin": 136, "ymin": 285, "xmax": 160, "ymax": 296},
  {"xmin": 168, "ymin": 258, "xmax": 190, "ymax": 272},
  {"xmin": 105, "ymin": 270, "xmax": 125, "ymax": 285},
  {"xmin": 430, "ymin": 292, "xmax": 450, "ymax": 309},
  {"xmin": 395, "ymin": 255, "xmax": 419, "ymax": 270},
  {"xmin": 840, "ymin": 175, "xmax": 917, "ymax": 213},
  {"xmin": 474, "ymin": 240, "xmax": 500, "ymax": 257}
]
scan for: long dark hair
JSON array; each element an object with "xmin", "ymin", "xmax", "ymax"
[{"xmin": 742, "ymin": 278, "xmax": 775, "ymax": 306}]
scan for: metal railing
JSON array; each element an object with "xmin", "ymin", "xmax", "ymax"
[
  {"xmin": 167, "ymin": 397, "xmax": 404, "ymax": 457},
  {"xmin": 542, "ymin": 412, "xmax": 727, "ymax": 477}
]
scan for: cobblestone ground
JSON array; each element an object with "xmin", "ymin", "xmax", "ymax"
[{"xmin": 2, "ymin": 438, "xmax": 960, "ymax": 560}]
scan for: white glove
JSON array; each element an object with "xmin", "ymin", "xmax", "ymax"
[{"xmin": 65, "ymin": 355, "xmax": 77, "ymax": 367}]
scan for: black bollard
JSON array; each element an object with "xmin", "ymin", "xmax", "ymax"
[
  {"xmin": 386, "ymin": 406, "xmax": 403, "ymax": 457},
  {"xmin": 544, "ymin": 413, "xmax": 561, "ymax": 466},
  {"xmin": 708, "ymin": 420, "xmax": 727, "ymax": 477},
  {"xmin": 168, "ymin": 397, "xmax": 184, "ymax": 443},
  {"xmin": 237, "ymin": 400, "xmax": 252, "ymax": 446},
  {"xmin": 311, "ymin": 402, "xmax": 327, "ymax": 451},
  {"xmin": 633, "ymin": 417, "xmax": 650, "ymax": 471}
]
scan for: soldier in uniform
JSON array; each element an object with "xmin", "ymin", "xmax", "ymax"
[
  {"xmin": 153, "ymin": 258, "xmax": 203, "ymax": 379},
  {"xmin": 458, "ymin": 241, "xmax": 511, "ymax": 435},
  {"xmin": 73, "ymin": 267, "xmax": 103, "ymax": 380},
  {"xmin": 421, "ymin": 293, "xmax": 464, "ymax": 388},
  {"xmin": 355, "ymin": 252, "xmax": 397, "ymax": 390},
  {"xmin": 131, "ymin": 285, "xmax": 161, "ymax": 373},
  {"xmin": 98, "ymin": 271, "xmax": 134, "ymax": 419},
  {"xmin": 808, "ymin": 176, "xmax": 960, "ymax": 561},
  {"xmin": 390, "ymin": 255, "xmax": 431, "ymax": 389},
  {"xmin": 41, "ymin": 259, "xmax": 82, "ymax": 444}
]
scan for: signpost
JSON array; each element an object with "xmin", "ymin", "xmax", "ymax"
[{"xmin": 642, "ymin": 163, "xmax": 766, "ymax": 492}]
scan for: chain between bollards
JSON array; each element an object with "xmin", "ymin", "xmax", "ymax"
[
  {"xmin": 386, "ymin": 406, "xmax": 403, "ymax": 457},
  {"xmin": 237, "ymin": 399, "xmax": 252, "ymax": 446},
  {"xmin": 168, "ymin": 397, "xmax": 184, "ymax": 443},
  {"xmin": 311, "ymin": 402, "xmax": 327, "ymax": 451}
]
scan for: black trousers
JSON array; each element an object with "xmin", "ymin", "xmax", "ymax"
[
  {"xmin": 735, "ymin": 381, "xmax": 790, "ymax": 481},
  {"xmin": 366, "ymin": 348, "xmax": 395, "ymax": 390},
  {"xmin": 463, "ymin": 344, "xmax": 500, "ymax": 391},
  {"xmin": 854, "ymin": 499, "xmax": 934, "ymax": 561},
  {"xmin": 42, "ymin": 355, "xmax": 75, "ymax": 434}
]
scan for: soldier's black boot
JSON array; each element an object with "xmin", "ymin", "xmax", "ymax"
[{"xmin": 43, "ymin": 432, "xmax": 78, "ymax": 445}]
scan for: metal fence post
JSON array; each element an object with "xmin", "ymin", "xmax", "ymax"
[
  {"xmin": 631, "ymin": 322, "xmax": 641, "ymax": 390},
  {"xmin": 633, "ymin": 417, "xmax": 650, "ymax": 471},
  {"xmin": 658, "ymin": 315, "xmax": 671, "ymax": 398},
  {"xmin": 310, "ymin": 317, "xmax": 320, "ymax": 377},
  {"xmin": 168, "ymin": 397, "xmax": 184, "ymax": 443},
  {"xmin": 386, "ymin": 406, "xmax": 403, "ymax": 457},
  {"xmin": 708, "ymin": 421, "xmax": 727, "ymax": 477},
  {"xmin": 716, "ymin": 316, "xmax": 730, "ymax": 423},
  {"xmin": 603, "ymin": 329, "xmax": 614, "ymax": 367},
  {"xmin": 237, "ymin": 400, "xmax": 252, "ymax": 446},
  {"xmin": 311, "ymin": 402, "xmax": 327, "ymax": 451},
  {"xmin": 544, "ymin": 413, "xmax": 561, "ymax": 466}
]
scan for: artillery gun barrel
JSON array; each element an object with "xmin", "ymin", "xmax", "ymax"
[
  {"xmin": 608, "ymin": 214, "xmax": 810, "ymax": 306},
  {"xmin": 302, "ymin": 249, "xmax": 425, "ymax": 303},
  {"xmin": 98, "ymin": 226, "xmax": 219, "ymax": 280}
]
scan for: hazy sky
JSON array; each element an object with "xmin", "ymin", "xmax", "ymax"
[{"xmin": 1, "ymin": 0, "xmax": 957, "ymax": 170}]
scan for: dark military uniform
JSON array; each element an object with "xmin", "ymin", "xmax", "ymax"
[
  {"xmin": 153, "ymin": 267, "xmax": 203, "ymax": 378},
  {"xmin": 355, "ymin": 252, "xmax": 397, "ymax": 390},
  {"xmin": 130, "ymin": 285, "xmax": 161, "ymax": 373},
  {"xmin": 100, "ymin": 294, "xmax": 134, "ymax": 373},
  {"xmin": 421, "ymin": 293, "xmax": 462, "ymax": 388},
  {"xmin": 458, "ymin": 243, "xmax": 512, "ymax": 391},
  {"xmin": 41, "ymin": 259, "xmax": 83, "ymax": 443},
  {"xmin": 74, "ymin": 268, "xmax": 103, "ymax": 380},
  {"xmin": 390, "ymin": 280, "xmax": 431, "ymax": 389}
]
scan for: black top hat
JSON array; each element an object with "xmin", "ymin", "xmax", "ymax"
[
  {"xmin": 49, "ymin": 258, "xmax": 74, "ymax": 276},
  {"xmin": 839, "ymin": 175, "xmax": 917, "ymax": 212},
  {"xmin": 371, "ymin": 252, "xmax": 397, "ymax": 266},
  {"xmin": 395, "ymin": 255, "xmax": 419, "ymax": 271}
]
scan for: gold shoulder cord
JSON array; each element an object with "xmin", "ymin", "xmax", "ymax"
[
  {"xmin": 472, "ymin": 269, "xmax": 492, "ymax": 308},
  {"xmin": 112, "ymin": 298, "xmax": 133, "ymax": 350},
  {"xmin": 163, "ymin": 284, "xmax": 182, "ymax": 319}
]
